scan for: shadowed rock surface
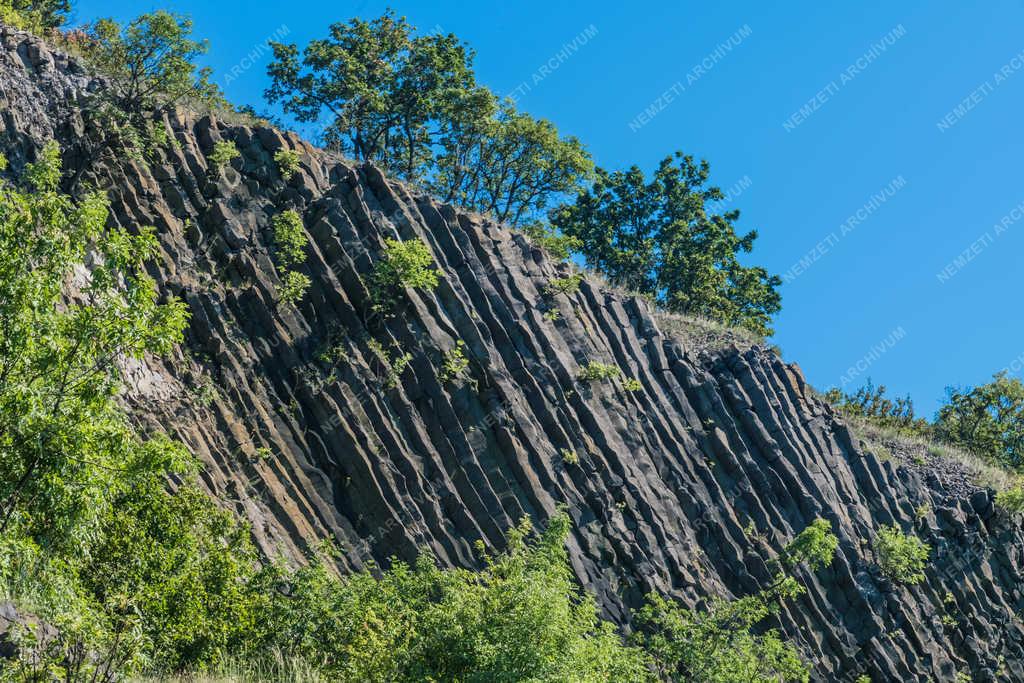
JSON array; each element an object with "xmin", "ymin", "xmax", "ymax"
[{"xmin": 2, "ymin": 25, "xmax": 1023, "ymax": 682}]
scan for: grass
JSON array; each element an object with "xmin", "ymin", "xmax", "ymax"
[
  {"xmin": 841, "ymin": 413, "xmax": 1014, "ymax": 493},
  {"xmin": 131, "ymin": 651, "xmax": 326, "ymax": 683}
]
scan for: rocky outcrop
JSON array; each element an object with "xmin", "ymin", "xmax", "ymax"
[{"xmin": 2, "ymin": 25, "xmax": 1023, "ymax": 681}]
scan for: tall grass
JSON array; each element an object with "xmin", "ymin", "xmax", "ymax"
[{"xmin": 131, "ymin": 650, "xmax": 326, "ymax": 683}]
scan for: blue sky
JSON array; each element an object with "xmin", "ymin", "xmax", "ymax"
[{"xmin": 75, "ymin": 0, "xmax": 1024, "ymax": 417}]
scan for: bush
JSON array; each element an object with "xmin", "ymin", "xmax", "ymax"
[
  {"xmin": 438, "ymin": 341, "xmax": 469, "ymax": 383},
  {"xmin": 545, "ymin": 273, "xmax": 584, "ymax": 297},
  {"xmin": 272, "ymin": 209, "xmax": 307, "ymax": 268},
  {"xmin": 278, "ymin": 270, "xmax": 311, "ymax": 305},
  {"xmin": 578, "ymin": 361, "xmax": 621, "ymax": 382},
  {"xmin": 208, "ymin": 140, "xmax": 241, "ymax": 173},
  {"xmin": 371, "ymin": 238, "xmax": 441, "ymax": 310},
  {"xmin": 624, "ymin": 378, "xmax": 643, "ymax": 392},
  {"xmin": 995, "ymin": 485, "xmax": 1024, "ymax": 514},
  {"xmin": 783, "ymin": 518, "xmax": 839, "ymax": 571},
  {"xmin": 274, "ymin": 149, "xmax": 301, "ymax": 180},
  {"xmin": 0, "ymin": 0, "xmax": 68, "ymax": 30},
  {"xmin": 873, "ymin": 524, "xmax": 930, "ymax": 585}
]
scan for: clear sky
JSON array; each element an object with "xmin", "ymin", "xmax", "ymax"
[{"xmin": 74, "ymin": 0, "xmax": 1024, "ymax": 417}]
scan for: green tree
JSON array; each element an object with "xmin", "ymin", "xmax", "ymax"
[
  {"xmin": 551, "ymin": 152, "xmax": 781, "ymax": 336},
  {"xmin": 266, "ymin": 10, "xmax": 487, "ymax": 182},
  {"xmin": 824, "ymin": 379, "xmax": 929, "ymax": 436},
  {"xmin": 0, "ymin": 0, "xmax": 69, "ymax": 30},
  {"xmin": 936, "ymin": 372, "xmax": 1024, "ymax": 467},
  {"xmin": 0, "ymin": 141, "xmax": 189, "ymax": 549},
  {"xmin": 430, "ymin": 102, "xmax": 593, "ymax": 226},
  {"xmin": 84, "ymin": 11, "xmax": 223, "ymax": 115}
]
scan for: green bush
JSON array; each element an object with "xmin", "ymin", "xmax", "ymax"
[
  {"xmin": 873, "ymin": 524, "xmax": 930, "ymax": 585},
  {"xmin": 371, "ymin": 238, "xmax": 441, "ymax": 311},
  {"xmin": 208, "ymin": 140, "xmax": 241, "ymax": 172},
  {"xmin": 272, "ymin": 209, "xmax": 308, "ymax": 269},
  {"xmin": 278, "ymin": 270, "xmax": 311, "ymax": 305},
  {"xmin": 578, "ymin": 361, "xmax": 621, "ymax": 382},
  {"xmin": 783, "ymin": 518, "xmax": 839, "ymax": 571},
  {"xmin": 995, "ymin": 485, "xmax": 1024, "ymax": 514},
  {"xmin": 623, "ymin": 378, "xmax": 643, "ymax": 392},
  {"xmin": 438, "ymin": 341, "xmax": 469, "ymax": 383},
  {"xmin": 545, "ymin": 273, "xmax": 584, "ymax": 297},
  {"xmin": 274, "ymin": 149, "xmax": 301, "ymax": 180}
]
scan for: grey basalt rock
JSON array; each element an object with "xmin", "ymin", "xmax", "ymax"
[{"xmin": 3, "ymin": 24, "xmax": 1024, "ymax": 681}]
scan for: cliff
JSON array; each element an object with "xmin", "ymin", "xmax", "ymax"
[{"xmin": 2, "ymin": 25, "xmax": 1023, "ymax": 682}]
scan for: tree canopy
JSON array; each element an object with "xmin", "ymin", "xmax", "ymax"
[
  {"xmin": 551, "ymin": 152, "xmax": 782, "ymax": 336},
  {"xmin": 936, "ymin": 372, "xmax": 1024, "ymax": 468}
]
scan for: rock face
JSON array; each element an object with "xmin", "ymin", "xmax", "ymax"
[{"xmin": 2, "ymin": 25, "xmax": 1024, "ymax": 682}]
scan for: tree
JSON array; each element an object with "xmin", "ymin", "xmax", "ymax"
[
  {"xmin": 0, "ymin": 0, "xmax": 70, "ymax": 29},
  {"xmin": 873, "ymin": 525, "xmax": 930, "ymax": 585},
  {"xmin": 430, "ymin": 102, "xmax": 593, "ymax": 226},
  {"xmin": 551, "ymin": 152, "xmax": 781, "ymax": 336},
  {"xmin": 0, "ymin": 141, "xmax": 189, "ymax": 549},
  {"xmin": 824, "ymin": 379, "xmax": 929, "ymax": 436},
  {"xmin": 266, "ymin": 12, "xmax": 591, "ymax": 226},
  {"xmin": 84, "ymin": 11, "xmax": 223, "ymax": 115},
  {"xmin": 936, "ymin": 372, "xmax": 1024, "ymax": 467},
  {"xmin": 266, "ymin": 10, "xmax": 487, "ymax": 182}
]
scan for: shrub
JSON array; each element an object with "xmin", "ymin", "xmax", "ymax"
[
  {"xmin": 545, "ymin": 273, "xmax": 584, "ymax": 297},
  {"xmin": 278, "ymin": 270, "xmax": 310, "ymax": 305},
  {"xmin": 560, "ymin": 448, "xmax": 579, "ymax": 465},
  {"xmin": 367, "ymin": 338, "xmax": 413, "ymax": 389},
  {"xmin": 873, "ymin": 524, "xmax": 930, "ymax": 585},
  {"xmin": 995, "ymin": 485, "xmax": 1024, "ymax": 514},
  {"xmin": 783, "ymin": 518, "xmax": 839, "ymax": 571},
  {"xmin": 438, "ymin": 341, "xmax": 469, "ymax": 383},
  {"xmin": 208, "ymin": 140, "xmax": 241, "ymax": 173},
  {"xmin": 272, "ymin": 209, "xmax": 307, "ymax": 269},
  {"xmin": 578, "ymin": 361, "xmax": 621, "ymax": 382},
  {"xmin": 371, "ymin": 238, "xmax": 441, "ymax": 310},
  {"xmin": 623, "ymin": 378, "xmax": 643, "ymax": 392},
  {"xmin": 522, "ymin": 222, "xmax": 582, "ymax": 261},
  {"xmin": 274, "ymin": 149, "xmax": 301, "ymax": 180}
]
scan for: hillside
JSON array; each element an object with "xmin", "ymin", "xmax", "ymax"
[{"xmin": 3, "ymin": 23, "xmax": 1024, "ymax": 681}]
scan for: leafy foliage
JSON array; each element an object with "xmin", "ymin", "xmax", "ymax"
[
  {"xmin": 994, "ymin": 484, "xmax": 1024, "ymax": 514},
  {"xmin": 278, "ymin": 270, "xmax": 311, "ymax": 305},
  {"xmin": 438, "ymin": 340, "xmax": 469, "ymax": 384},
  {"xmin": 544, "ymin": 273, "xmax": 583, "ymax": 297},
  {"xmin": 371, "ymin": 237, "xmax": 440, "ymax": 311},
  {"xmin": 824, "ymin": 380, "xmax": 928, "ymax": 436},
  {"xmin": 578, "ymin": 361, "xmax": 622, "ymax": 382},
  {"xmin": 208, "ymin": 139, "xmax": 240, "ymax": 172},
  {"xmin": 873, "ymin": 525, "xmax": 930, "ymax": 585},
  {"xmin": 551, "ymin": 152, "xmax": 781, "ymax": 336},
  {"xmin": 783, "ymin": 518, "xmax": 839, "ymax": 571},
  {"xmin": 0, "ymin": 0, "xmax": 69, "ymax": 30},
  {"xmin": 430, "ymin": 101, "xmax": 593, "ymax": 226},
  {"xmin": 935, "ymin": 372, "xmax": 1024, "ymax": 468},
  {"xmin": 634, "ymin": 580, "xmax": 809, "ymax": 683},
  {"xmin": 266, "ymin": 11, "xmax": 591, "ymax": 228},
  {"xmin": 274, "ymin": 148, "xmax": 301, "ymax": 180},
  {"xmin": 84, "ymin": 11, "xmax": 224, "ymax": 115},
  {"xmin": 272, "ymin": 209, "xmax": 308, "ymax": 268}
]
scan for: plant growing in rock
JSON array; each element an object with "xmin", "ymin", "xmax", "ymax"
[
  {"xmin": 274, "ymin": 148, "xmax": 301, "ymax": 180},
  {"xmin": 272, "ymin": 210, "xmax": 308, "ymax": 268},
  {"xmin": 560, "ymin": 448, "xmax": 579, "ymax": 465},
  {"xmin": 371, "ymin": 237, "xmax": 441, "ymax": 311},
  {"xmin": 522, "ymin": 223, "xmax": 582, "ymax": 261},
  {"xmin": 873, "ymin": 524, "xmax": 930, "ymax": 585},
  {"xmin": 623, "ymin": 378, "xmax": 643, "ymax": 392},
  {"xmin": 208, "ymin": 140, "xmax": 240, "ymax": 173},
  {"xmin": 995, "ymin": 484, "xmax": 1024, "ymax": 514},
  {"xmin": 783, "ymin": 518, "xmax": 839, "ymax": 571},
  {"xmin": 367, "ymin": 338, "xmax": 413, "ymax": 389},
  {"xmin": 578, "ymin": 361, "xmax": 621, "ymax": 382},
  {"xmin": 438, "ymin": 341, "xmax": 469, "ymax": 383},
  {"xmin": 278, "ymin": 270, "xmax": 311, "ymax": 305},
  {"xmin": 270, "ymin": 209, "xmax": 310, "ymax": 305},
  {"xmin": 545, "ymin": 273, "xmax": 583, "ymax": 297}
]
